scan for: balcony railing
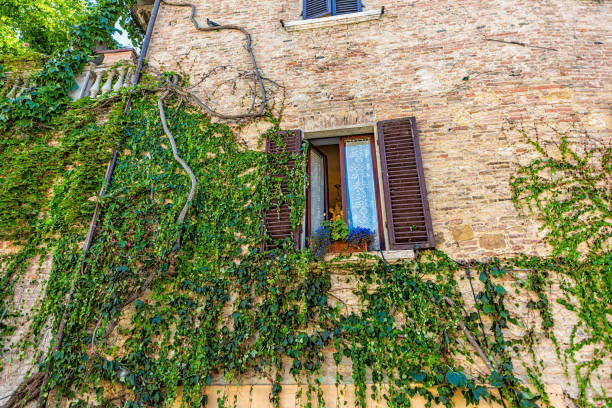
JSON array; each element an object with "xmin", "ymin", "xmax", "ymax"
[{"xmin": 1, "ymin": 48, "xmax": 138, "ymax": 102}]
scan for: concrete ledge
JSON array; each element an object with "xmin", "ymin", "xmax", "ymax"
[
  {"xmin": 284, "ymin": 8, "xmax": 384, "ymax": 31},
  {"xmin": 304, "ymin": 123, "xmax": 376, "ymax": 139}
]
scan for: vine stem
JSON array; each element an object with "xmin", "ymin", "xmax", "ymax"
[
  {"xmin": 158, "ymin": 86, "xmax": 198, "ymax": 248},
  {"xmin": 161, "ymin": 0, "xmax": 267, "ymax": 120},
  {"xmin": 441, "ymin": 296, "xmax": 495, "ymax": 372}
]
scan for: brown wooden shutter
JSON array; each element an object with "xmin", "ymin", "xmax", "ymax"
[
  {"xmin": 263, "ymin": 130, "xmax": 303, "ymax": 250},
  {"xmin": 377, "ymin": 117, "xmax": 435, "ymax": 249}
]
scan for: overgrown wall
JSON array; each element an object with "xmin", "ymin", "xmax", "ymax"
[
  {"xmin": 148, "ymin": 0, "xmax": 612, "ymax": 260},
  {"xmin": 140, "ymin": 0, "xmax": 612, "ymax": 405},
  {"xmin": 1, "ymin": 0, "xmax": 611, "ymax": 406}
]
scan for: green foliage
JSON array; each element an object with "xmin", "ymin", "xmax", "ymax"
[
  {"xmin": 0, "ymin": 7, "xmax": 609, "ymax": 407},
  {"xmin": 0, "ymin": 0, "xmax": 142, "ymax": 56},
  {"xmin": 510, "ymin": 125, "xmax": 611, "ymax": 260},
  {"xmin": 0, "ymin": 0, "xmax": 88, "ymax": 55},
  {"xmin": 0, "ymin": 98, "xmax": 125, "ymax": 242},
  {"xmin": 327, "ymin": 218, "xmax": 349, "ymax": 241},
  {"xmin": 0, "ymin": 51, "xmax": 47, "ymax": 72},
  {"xmin": 510, "ymin": 123, "xmax": 611, "ymax": 407},
  {"xmin": 0, "ymin": 0, "xmax": 140, "ymax": 129},
  {"xmin": 1, "ymin": 86, "xmax": 610, "ymax": 407}
]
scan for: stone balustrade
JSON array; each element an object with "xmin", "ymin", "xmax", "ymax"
[
  {"xmin": 69, "ymin": 63, "xmax": 136, "ymax": 100},
  {"xmin": 1, "ymin": 73, "xmax": 33, "ymax": 99},
  {"xmin": 1, "ymin": 48, "xmax": 138, "ymax": 102}
]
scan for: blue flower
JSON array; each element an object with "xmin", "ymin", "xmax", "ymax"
[
  {"xmin": 347, "ymin": 227, "xmax": 375, "ymax": 248},
  {"xmin": 310, "ymin": 226, "xmax": 331, "ymax": 259}
]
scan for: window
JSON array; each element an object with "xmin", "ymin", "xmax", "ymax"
[
  {"xmin": 264, "ymin": 118, "xmax": 435, "ymax": 252},
  {"xmin": 306, "ymin": 135, "xmax": 384, "ymax": 250},
  {"xmin": 303, "ymin": 0, "xmax": 362, "ymax": 20}
]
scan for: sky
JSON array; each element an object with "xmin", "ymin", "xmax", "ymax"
[{"xmin": 113, "ymin": 21, "xmax": 137, "ymax": 51}]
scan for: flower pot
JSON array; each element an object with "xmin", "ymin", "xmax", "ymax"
[{"xmin": 329, "ymin": 240, "xmax": 367, "ymax": 254}]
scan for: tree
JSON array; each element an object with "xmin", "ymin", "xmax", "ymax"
[{"xmin": 0, "ymin": 0, "xmax": 93, "ymax": 56}]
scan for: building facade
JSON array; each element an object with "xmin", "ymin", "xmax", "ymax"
[
  {"xmin": 144, "ymin": 0, "xmax": 611, "ymax": 259},
  {"xmin": 1, "ymin": 0, "xmax": 611, "ymax": 406},
  {"xmin": 136, "ymin": 0, "xmax": 612, "ymax": 406}
]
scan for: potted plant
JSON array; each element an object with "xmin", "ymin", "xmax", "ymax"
[
  {"xmin": 347, "ymin": 227, "xmax": 376, "ymax": 251},
  {"xmin": 309, "ymin": 219, "xmax": 375, "ymax": 259}
]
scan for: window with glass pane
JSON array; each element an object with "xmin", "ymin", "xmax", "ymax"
[
  {"xmin": 343, "ymin": 138, "xmax": 381, "ymax": 250},
  {"xmin": 309, "ymin": 148, "xmax": 326, "ymax": 234}
]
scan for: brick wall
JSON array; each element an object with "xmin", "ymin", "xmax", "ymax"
[
  {"xmin": 2, "ymin": 0, "xmax": 611, "ymax": 405},
  {"xmin": 143, "ymin": 0, "xmax": 612, "ymax": 405},
  {"xmin": 148, "ymin": 0, "xmax": 611, "ymax": 261},
  {"xmin": 0, "ymin": 243, "xmax": 52, "ymax": 400}
]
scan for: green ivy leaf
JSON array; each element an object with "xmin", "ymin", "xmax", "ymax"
[{"xmin": 445, "ymin": 370, "xmax": 467, "ymax": 387}]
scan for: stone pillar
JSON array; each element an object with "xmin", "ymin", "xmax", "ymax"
[
  {"xmin": 100, "ymin": 69, "xmax": 115, "ymax": 95},
  {"xmin": 90, "ymin": 71, "xmax": 102, "ymax": 98}
]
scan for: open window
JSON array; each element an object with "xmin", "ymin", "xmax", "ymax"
[
  {"xmin": 306, "ymin": 134, "xmax": 385, "ymax": 250},
  {"xmin": 264, "ymin": 117, "xmax": 435, "ymax": 253},
  {"xmin": 305, "ymin": 118, "xmax": 435, "ymax": 251}
]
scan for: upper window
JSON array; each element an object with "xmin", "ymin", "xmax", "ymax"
[{"xmin": 303, "ymin": 0, "xmax": 362, "ymax": 20}]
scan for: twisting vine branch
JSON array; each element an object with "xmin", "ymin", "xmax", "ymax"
[
  {"xmin": 161, "ymin": 0, "xmax": 267, "ymax": 119},
  {"xmin": 158, "ymin": 78, "xmax": 198, "ymax": 249}
]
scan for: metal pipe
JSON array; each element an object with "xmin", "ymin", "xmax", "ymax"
[
  {"xmin": 81, "ymin": 0, "xmax": 163, "ymax": 256},
  {"xmin": 133, "ymin": 0, "xmax": 163, "ymax": 85}
]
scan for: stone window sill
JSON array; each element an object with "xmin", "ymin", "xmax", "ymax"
[
  {"xmin": 323, "ymin": 249, "xmax": 414, "ymax": 262},
  {"xmin": 284, "ymin": 8, "xmax": 384, "ymax": 31}
]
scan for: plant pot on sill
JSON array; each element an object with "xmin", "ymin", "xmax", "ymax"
[{"xmin": 329, "ymin": 240, "xmax": 367, "ymax": 254}]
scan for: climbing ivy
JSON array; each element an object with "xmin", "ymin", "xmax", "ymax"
[
  {"xmin": 1, "ymin": 83, "xmax": 608, "ymax": 407},
  {"xmin": 509, "ymin": 123, "xmax": 611, "ymax": 407},
  {"xmin": 0, "ymin": 0, "xmax": 139, "ymax": 128},
  {"xmin": 0, "ymin": 7, "xmax": 610, "ymax": 408}
]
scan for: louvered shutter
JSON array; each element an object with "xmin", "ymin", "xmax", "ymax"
[
  {"xmin": 263, "ymin": 130, "xmax": 303, "ymax": 250},
  {"xmin": 377, "ymin": 118, "xmax": 435, "ymax": 250},
  {"xmin": 303, "ymin": 0, "xmax": 332, "ymax": 19},
  {"xmin": 333, "ymin": 0, "xmax": 361, "ymax": 15}
]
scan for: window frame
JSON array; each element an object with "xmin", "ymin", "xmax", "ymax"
[
  {"xmin": 305, "ymin": 145, "xmax": 330, "ymax": 238},
  {"xmin": 305, "ymin": 134, "xmax": 386, "ymax": 250}
]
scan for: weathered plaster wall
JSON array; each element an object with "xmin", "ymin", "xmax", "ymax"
[{"xmin": 147, "ymin": 0, "xmax": 612, "ymax": 261}]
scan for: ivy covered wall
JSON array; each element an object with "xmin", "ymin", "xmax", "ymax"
[{"xmin": 0, "ymin": 0, "xmax": 610, "ymax": 408}]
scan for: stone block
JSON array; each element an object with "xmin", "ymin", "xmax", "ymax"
[
  {"xmin": 451, "ymin": 225, "xmax": 474, "ymax": 241},
  {"xmin": 480, "ymin": 234, "xmax": 506, "ymax": 249}
]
